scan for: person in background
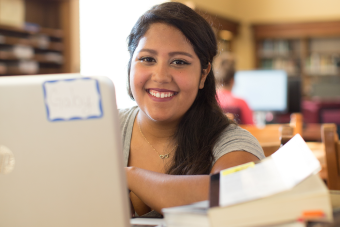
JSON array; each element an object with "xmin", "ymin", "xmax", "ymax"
[
  {"xmin": 120, "ymin": 2, "xmax": 264, "ymax": 218},
  {"xmin": 213, "ymin": 52, "xmax": 254, "ymax": 125}
]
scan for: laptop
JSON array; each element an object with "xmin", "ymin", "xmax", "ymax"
[{"xmin": 0, "ymin": 74, "xmax": 133, "ymax": 227}]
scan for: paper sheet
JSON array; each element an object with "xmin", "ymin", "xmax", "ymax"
[{"xmin": 130, "ymin": 218, "xmax": 165, "ymax": 226}]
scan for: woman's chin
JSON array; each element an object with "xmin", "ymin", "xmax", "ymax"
[
  {"xmin": 149, "ymin": 114, "xmax": 176, "ymax": 123},
  {"xmin": 145, "ymin": 110, "xmax": 179, "ymax": 123}
]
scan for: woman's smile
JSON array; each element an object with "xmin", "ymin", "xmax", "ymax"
[{"xmin": 146, "ymin": 88, "xmax": 178, "ymax": 101}]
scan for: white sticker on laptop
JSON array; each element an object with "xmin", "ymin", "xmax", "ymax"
[{"xmin": 43, "ymin": 78, "xmax": 103, "ymax": 121}]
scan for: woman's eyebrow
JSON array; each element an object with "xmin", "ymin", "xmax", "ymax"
[
  {"xmin": 138, "ymin": 49, "xmax": 157, "ymax": 55},
  {"xmin": 138, "ymin": 49, "xmax": 193, "ymax": 58},
  {"xmin": 169, "ymin": 52, "xmax": 194, "ymax": 58}
]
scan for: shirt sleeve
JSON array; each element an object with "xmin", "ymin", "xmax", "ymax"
[
  {"xmin": 212, "ymin": 124, "xmax": 265, "ymax": 166},
  {"xmin": 118, "ymin": 106, "xmax": 139, "ymax": 166}
]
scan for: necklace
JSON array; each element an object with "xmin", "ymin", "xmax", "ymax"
[{"xmin": 138, "ymin": 121, "xmax": 177, "ymax": 159}]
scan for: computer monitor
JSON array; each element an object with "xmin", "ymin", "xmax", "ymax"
[{"xmin": 232, "ymin": 70, "xmax": 288, "ymax": 112}]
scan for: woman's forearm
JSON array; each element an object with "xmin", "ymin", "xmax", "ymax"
[{"xmin": 126, "ymin": 166, "xmax": 210, "ymax": 213}]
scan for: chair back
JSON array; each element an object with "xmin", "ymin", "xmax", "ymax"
[
  {"xmin": 241, "ymin": 124, "xmax": 281, "ymax": 144},
  {"xmin": 322, "ymin": 124, "xmax": 340, "ymax": 190},
  {"xmin": 280, "ymin": 125, "xmax": 294, "ymax": 145},
  {"xmin": 240, "ymin": 124, "xmax": 294, "ymax": 157},
  {"xmin": 290, "ymin": 113, "xmax": 303, "ymax": 136},
  {"xmin": 240, "ymin": 113, "xmax": 301, "ymax": 156}
]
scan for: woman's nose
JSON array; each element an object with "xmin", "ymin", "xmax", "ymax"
[{"xmin": 151, "ymin": 63, "xmax": 172, "ymax": 84}]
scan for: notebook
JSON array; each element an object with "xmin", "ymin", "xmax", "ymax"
[{"xmin": 0, "ymin": 74, "xmax": 133, "ymax": 227}]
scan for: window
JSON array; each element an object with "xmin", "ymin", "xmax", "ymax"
[{"xmin": 79, "ymin": 0, "xmax": 167, "ymax": 108}]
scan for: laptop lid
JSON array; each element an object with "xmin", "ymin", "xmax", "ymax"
[{"xmin": 0, "ymin": 74, "xmax": 130, "ymax": 227}]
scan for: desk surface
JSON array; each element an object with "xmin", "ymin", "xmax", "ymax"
[{"xmin": 307, "ymin": 142, "xmax": 327, "ymax": 180}]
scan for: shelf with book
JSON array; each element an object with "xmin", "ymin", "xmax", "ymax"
[
  {"xmin": 253, "ymin": 21, "xmax": 340, "ymax": 99},
  {"xmin": 304, "ymin": 38, "xmax": 340, "ymax": 77},
  {"xmin": 256, "ymin": 39, "xmax": 302, "ymax": 76},
  {"xmin": 0, "ymin": 35, "xmax": 63, "ymax": 52},
  {"xmin": 0, "ymin": 0, "xmax": 79, "ymax": 76}
]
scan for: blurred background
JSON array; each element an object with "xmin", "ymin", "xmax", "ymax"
[{"xmin": 0, "ymin": 0, "xmax": 339, "ymax": 141}]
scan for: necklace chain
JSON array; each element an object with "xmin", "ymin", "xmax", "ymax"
[{"xmin": 138, "ymin": 121, "xmax": 177, "ymax": 159}]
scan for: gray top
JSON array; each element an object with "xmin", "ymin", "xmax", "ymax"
[
  {"xmin": 119, "ymin": 106, "xmax": 265, "ymax": 168},
  {"xmin": 119, "ymin": 106, "xmax": 265, "ymax": 218}
]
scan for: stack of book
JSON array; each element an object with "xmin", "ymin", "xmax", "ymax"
[{"xmin": 162, "ymin": 135, "xmax": 335, "ymax": 227}]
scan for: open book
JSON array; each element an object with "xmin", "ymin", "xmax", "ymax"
[{"xmin": 162, "ymin": 134, "xmax": 333, "ymax": 227}]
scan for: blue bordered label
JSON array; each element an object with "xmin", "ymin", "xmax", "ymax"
[{"xmin": 43, "ymin": 78, "xmax": 103, "ymax": 121}]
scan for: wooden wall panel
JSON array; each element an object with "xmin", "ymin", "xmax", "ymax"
[
  {"xmin": 60, "ymin": 0, "xmax": 79, "ymax": 73},
  {"xmin": 253, "ymin": 21, "xmax": 340, "ymax": 39},
  {"xmin": 25, "ymin": 0, "xmax": 61, "ymax": 28}
]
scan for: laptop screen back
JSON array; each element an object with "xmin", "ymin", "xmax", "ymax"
[{"xmin": 0, "ymin": 74, "xmax": 130, "ymax": 227}]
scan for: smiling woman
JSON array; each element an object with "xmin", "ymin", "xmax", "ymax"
[
  {"xmin": 119, "ymin": 2, "xmax": 265, "ymax": 217},
  {"xmin": 130, "ymin": 23, "xmax": 209, "ymax": 124}
]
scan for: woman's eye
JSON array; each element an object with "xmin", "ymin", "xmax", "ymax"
[
  {"xmin": 172, "ymin": 60, "xmax": 189, "ymax": 65},
  {"xmin": 139, "ymin": 57, "xmax": 155, "ymax": 63}
]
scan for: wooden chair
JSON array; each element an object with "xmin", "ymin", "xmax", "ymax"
[
  {"xmin": 236, "ymin": 112, "xmax": 303, "ymax": 156},
  {"xmin": 239, "ymin": 112, "xmax": 301, "ymax": 156},
  {"xmin": 240, "ymin": 124, "xmax": 294, "ymax": 157},
  {"xmin": 289, "ymin": 113, "xmax": 303, "ymax": 136},
  {"xmin": 322, "ymin": 123, "xmax": 340, "ymax": 190}
]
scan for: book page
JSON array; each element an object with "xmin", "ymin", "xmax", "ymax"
[
  {"xmin": 272, "ymin": 134, "xmax": 321, "ymax": 188},
  {"xmin": 219, "ymin": 134, "xmax": 321, "ymax": 207},
  {"xmin": 220, "ymin": 158, "xmax": 289, "ymax": 207}
]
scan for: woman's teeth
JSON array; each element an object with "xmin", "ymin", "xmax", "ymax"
[{"xmin": 148, "ymin": 90, "xmax": 174, "ymax": 98}]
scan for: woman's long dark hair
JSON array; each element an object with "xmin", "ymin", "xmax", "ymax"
[{"xmin": 127, "ymin": 2, "xmax": 231, "ymax": 175}]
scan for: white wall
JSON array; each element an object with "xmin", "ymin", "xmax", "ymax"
[{"xmin": 79, "ymin": 0, "xmax": 167, "ymax": 108}]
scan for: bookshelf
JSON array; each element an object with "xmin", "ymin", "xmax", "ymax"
[
  {"xmin": 0, "ymin": 0, "xmax": 79, "ymax": 76},
  {"xmin": 252, "ymin": 21, "xmax": 340, "ymax": 99},
  {"xmin": 195, "ymin": 8, "xmax": 239, "ymax": 53}
]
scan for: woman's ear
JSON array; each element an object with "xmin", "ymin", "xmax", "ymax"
[{"xmin": 199, "ymin": 63, "xmax": 211, "ymax": 89}]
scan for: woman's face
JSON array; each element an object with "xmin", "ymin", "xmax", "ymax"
[{"xmin": 130, "ymin": 23, "xmax": 210, "ymax": 123}]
